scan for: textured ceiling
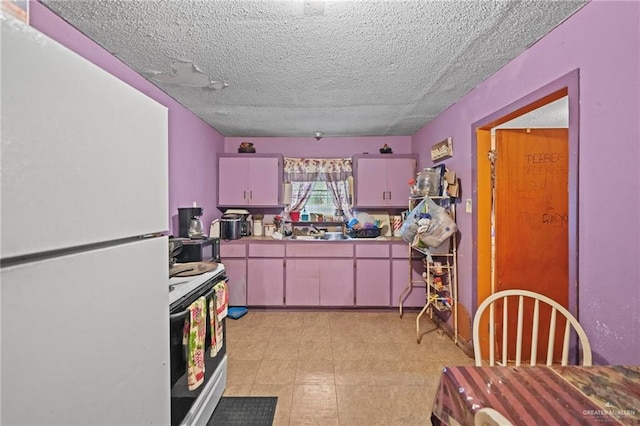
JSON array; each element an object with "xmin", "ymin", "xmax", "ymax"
[
  {"xmin": 496, "ymin": 96, "xmax": 568, "ymax": 129},
  {"xmin": 41, "ymin": 0, "xmax": 586, "ymax": 137}
]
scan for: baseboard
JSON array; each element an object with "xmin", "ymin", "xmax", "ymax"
[{"xmin": 430, "ymin": 315, "xmax": 474, "ymax": 359}]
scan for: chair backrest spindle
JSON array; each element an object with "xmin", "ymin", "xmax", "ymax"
[
  {"xmin": 501, "ymin": 297, "xmax": 508, "ymax": 366},
  {"xmin": 546, "ymin": 308, "xmax": 557, "ymax": 365},
  {"xmin": 530, "ymin": 299, "xmax": 540, "ymax": 366},
  {"xmin": 515, "ymin": 295, "xmax": 524, "ymax": 366}
]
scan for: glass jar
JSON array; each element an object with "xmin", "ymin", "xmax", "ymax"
[
  {"xmin": 416, "ymin": 168, "xmax": 441, "ymax": 196},
  {"xmin": 253, "ymin": 219, "xmax": 263, "ymax": 236}
]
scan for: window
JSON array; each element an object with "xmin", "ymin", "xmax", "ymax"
[
  {"xmin": 284, "ymin": 158, "xmax": 353, "ymax": 220},
  {"xmin": 303, "ymin": 181, "xmax": 349, "ymax": 217}
]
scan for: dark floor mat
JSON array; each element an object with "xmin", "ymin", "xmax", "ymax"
[{"xmin": 207, "ymin": 396, "xmax": 277, "ymax": 426}]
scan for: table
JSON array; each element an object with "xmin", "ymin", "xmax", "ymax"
[{"xmin": 431, "ymin": 365, "xmax": 640, "ymax": 425}]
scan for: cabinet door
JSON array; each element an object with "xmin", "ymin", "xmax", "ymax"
[
  {"xmin": 247, "ymin": 157, "xmax": 281, "ymax": 206},
  {"xmin": 355, "ymin": 158, "xmax": 387, "ymax": 207},
  {"xmin": 391, "ymin": 259, "xmax": 426, "ymax": 308},
  {"xmin": 355, "ymin": 259, "xmax": 391, "ymax": 306},
  {"xmin": 223, "ymin": 258, "xmax": 247, "ymax": 306},
  {"xmin": 285, "ymin": 259, "xmax": 320, "ymax": 306},
  {"xmin": 247, "ymin": 258, "xmax": 284, "ymax": 306},
  {"xmin": 218, "ymin": 157, "xmax": 250, "ymax": 206},
  {"xmin": 385, "ymin": 158, "xmax": 417, "ymax": 207},
  {"xmin": 319, "ymin": 259, "xmax": 354, "ymax": 306}
]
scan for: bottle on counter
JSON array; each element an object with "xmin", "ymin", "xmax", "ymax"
[{"xmin": 301, "ymin": 207, "xmax": 309, "ymax": 221}]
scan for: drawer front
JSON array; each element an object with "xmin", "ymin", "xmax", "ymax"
[
  {"xmin": 355, "ymin": 244, "xmax": 390, "ymax": 258},
  {"xmin": 286, "ymin": 243, "xmax": 353, "ymax": 258},
  {"xmin": 249, "ymin": 243, "xmax": 285, "ymax": 257},
  {"xmin": 220, "ymin": 242, "xmax": 247, "ymax": 258}
]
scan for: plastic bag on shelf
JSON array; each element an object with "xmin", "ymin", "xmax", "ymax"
[
  {"xmin": 400, "ymin": 197, "xmax": 427, "ymax": 244},
  {"xmin": 409, "ymin": 197, "xmax": 456, "ymax": 249}
]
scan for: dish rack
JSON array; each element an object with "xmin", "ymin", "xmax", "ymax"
[{"xmin": 347, "ymin": 227, "xmax": 381, "ymax": 238}]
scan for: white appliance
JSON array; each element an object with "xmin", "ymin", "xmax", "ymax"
[
  {"xmin": 168, "ymin": 266, "xmax": 228, "ymax": 426},
  {"xmin": 169, "ymin": 263, "xmax": 228, "ymax": 426},
  {"xmin": 1, "ymin": 14, "xmax": 170, "ymax": 425}
]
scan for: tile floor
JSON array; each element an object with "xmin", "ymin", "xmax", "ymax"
[{"xmin": 223, "ymin": 310, "xmax": 474, "ymax": 425}]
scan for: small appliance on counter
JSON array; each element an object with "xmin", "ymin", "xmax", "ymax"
[
  {"xmin": 209, "ymin": 210, "xmax": 252, "ymax": 240},
  {"xmin": 173, "ymin": 237, "xmax": 220, "ymax": 263},
  {"xmin": 178, "ymin": 204, "xmax": 205, "ymax": 238},
  {"xmin": 224, "ymin": 209, "xmax": 252, "ymax": 237},
  {"xmin": 220, "ymin": 214, "xmax": 241, "ymax": 240}
]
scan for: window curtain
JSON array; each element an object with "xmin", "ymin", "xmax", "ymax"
[
  {"xmin": 284, "ymin": 158, "xmax": 353, "ymax": 214},
  {"xmin": 289, "ymin": 181, "xmax": 315, "ymax": 212}
]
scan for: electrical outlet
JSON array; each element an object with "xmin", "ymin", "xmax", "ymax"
[{"xmin": 465, "ymin": 199, "xmax": 472, "ymax": 213}]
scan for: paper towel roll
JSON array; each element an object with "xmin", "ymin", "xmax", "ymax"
[
  {"xmin": 282, "ymin": 182, "xmax": 292, "ymax": 205},
  {"xmin": 393, "ymin": 215, "xmax": 402, "ymax": 237}
]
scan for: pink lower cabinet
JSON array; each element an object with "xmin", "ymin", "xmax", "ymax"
[
  {"xmin": 391, "ymin": 259, "xmax": 426, "ymax": 307},
  {"xmin": 355, "ymin": 244, "xmax": 391, "ymax": 306},
  {"xmin": 286, "ymin": 259, "xmax": 354, "ymax": 306},
  {"xmin": 247, "ymin": 243, "xmax": 285, "ymax": 306},
  {"xmin": 224, "ymin": 259, "xmax": 248, "ymax": 306},
  {"xmin": 319, "ymin": 259, "xmax": 354, "ymax": 306},
  {"xmin": 390, "ymin": 243, "xmax": 426, "ymax": 308},
  {"xmin": 285, "ymin": 243, "xmax": 354, "ymax": 307},
  {"xmin": 220, "ymin": 242, "xmax": 248, "ymax": 306},
  {"xmin": 285, "ymin": 259, "xmax": 320, "ymax": 306}
]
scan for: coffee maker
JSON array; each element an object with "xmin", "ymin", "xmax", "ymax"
[{"xmin": 178, "ymin": 206, "xmax": 204, "ymax": 238}]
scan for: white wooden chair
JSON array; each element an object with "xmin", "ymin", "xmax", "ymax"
[
  {"xmin": 472, "ymin": 289, "xmax": 592, "ymax": 366},
  {"xmin": 474, "ymin": 408, "xmax": 514, "ymax": 426}
]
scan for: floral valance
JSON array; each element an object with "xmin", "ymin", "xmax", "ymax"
[{"xmin": 284, "ymin": 157, "xmax": 353, "ymax": 182}]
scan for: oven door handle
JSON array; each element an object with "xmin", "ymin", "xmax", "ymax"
[
  {"xmin": 169, "ymin": 280, "xmax": 225, "ymax": 322},
  {"xmin": 170, "ymin": 309, "xmax": 189, "ymax": 323}
]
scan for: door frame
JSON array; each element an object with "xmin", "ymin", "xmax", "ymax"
[{"xmin": 471, "ymin": 69, "xmax": 580, "ymax": 318}]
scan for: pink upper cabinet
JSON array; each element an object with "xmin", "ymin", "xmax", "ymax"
[
  {"xmin": 217, "ymin": 154, "xmax": 283, "ymax": 208},
  {"xmin": 353, "ymin": 154, "xmax": 417, "ymax": 208}
]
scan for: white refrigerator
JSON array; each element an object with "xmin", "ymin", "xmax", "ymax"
[{"xmin": 1, "ymin": 13, "xmax": 170, "ymax": 425}]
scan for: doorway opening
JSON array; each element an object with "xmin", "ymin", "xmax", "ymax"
[{"xmin": 471, "ymin": 70, "xmax": 580, "ymax": 361}]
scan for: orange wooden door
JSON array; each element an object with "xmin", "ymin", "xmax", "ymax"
[{"xmin": 494, "ymin": 128, "xmax": 569, "ymax": 362}]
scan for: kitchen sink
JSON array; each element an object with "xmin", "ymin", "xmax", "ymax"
[
  {"xmin": 287, "ymin": 232, "xmax": 352, "ymax": 241},
  {"xmin": 287, "ymin": 235, "xmax": 322, "ymax": 240},
  {"xmin": 320, "ymin": 232, "xmax": 351, "ymax": 240}
]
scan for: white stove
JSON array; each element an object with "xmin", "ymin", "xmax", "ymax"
[
  {"xmin": 168, "ymin": 262, "xmax": 226, "ymax": 307},
  {"xmin": 167, "ymin": 261, "xmax": 228, "ymax": 426}
]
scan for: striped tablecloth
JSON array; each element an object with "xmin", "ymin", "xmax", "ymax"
[{"xmin": 431, "ymin": 365, "xmax": 640, "ymax": 425}]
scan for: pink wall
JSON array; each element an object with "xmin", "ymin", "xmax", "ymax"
[
  {"xmin": 29, "ymin": 1, "xmax": 225, "ymax": 235},
  {"xmin": 27, "ymin": 0, "xmax": 639, "ymax": 363},
  {"xmin": 225, "ymin": 136, "xmax": 412, "ymax": 157},
  {"xmin": 412, "ymin": 1, "xmax": 640, "ymax": 364}
]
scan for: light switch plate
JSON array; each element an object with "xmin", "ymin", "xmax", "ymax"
[{"xmin": 465, "ymin": 199, "xmax": 472, "ymax": 213}]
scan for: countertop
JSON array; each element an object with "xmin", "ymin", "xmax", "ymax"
[{"xmin": 225, "ymin": 235, "xmax": 406, "ymax": 243}]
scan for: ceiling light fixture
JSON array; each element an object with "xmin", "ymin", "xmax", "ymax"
[{"xmin": 314, "ymin": 131, "xmax": 324, "ymax": 141}]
